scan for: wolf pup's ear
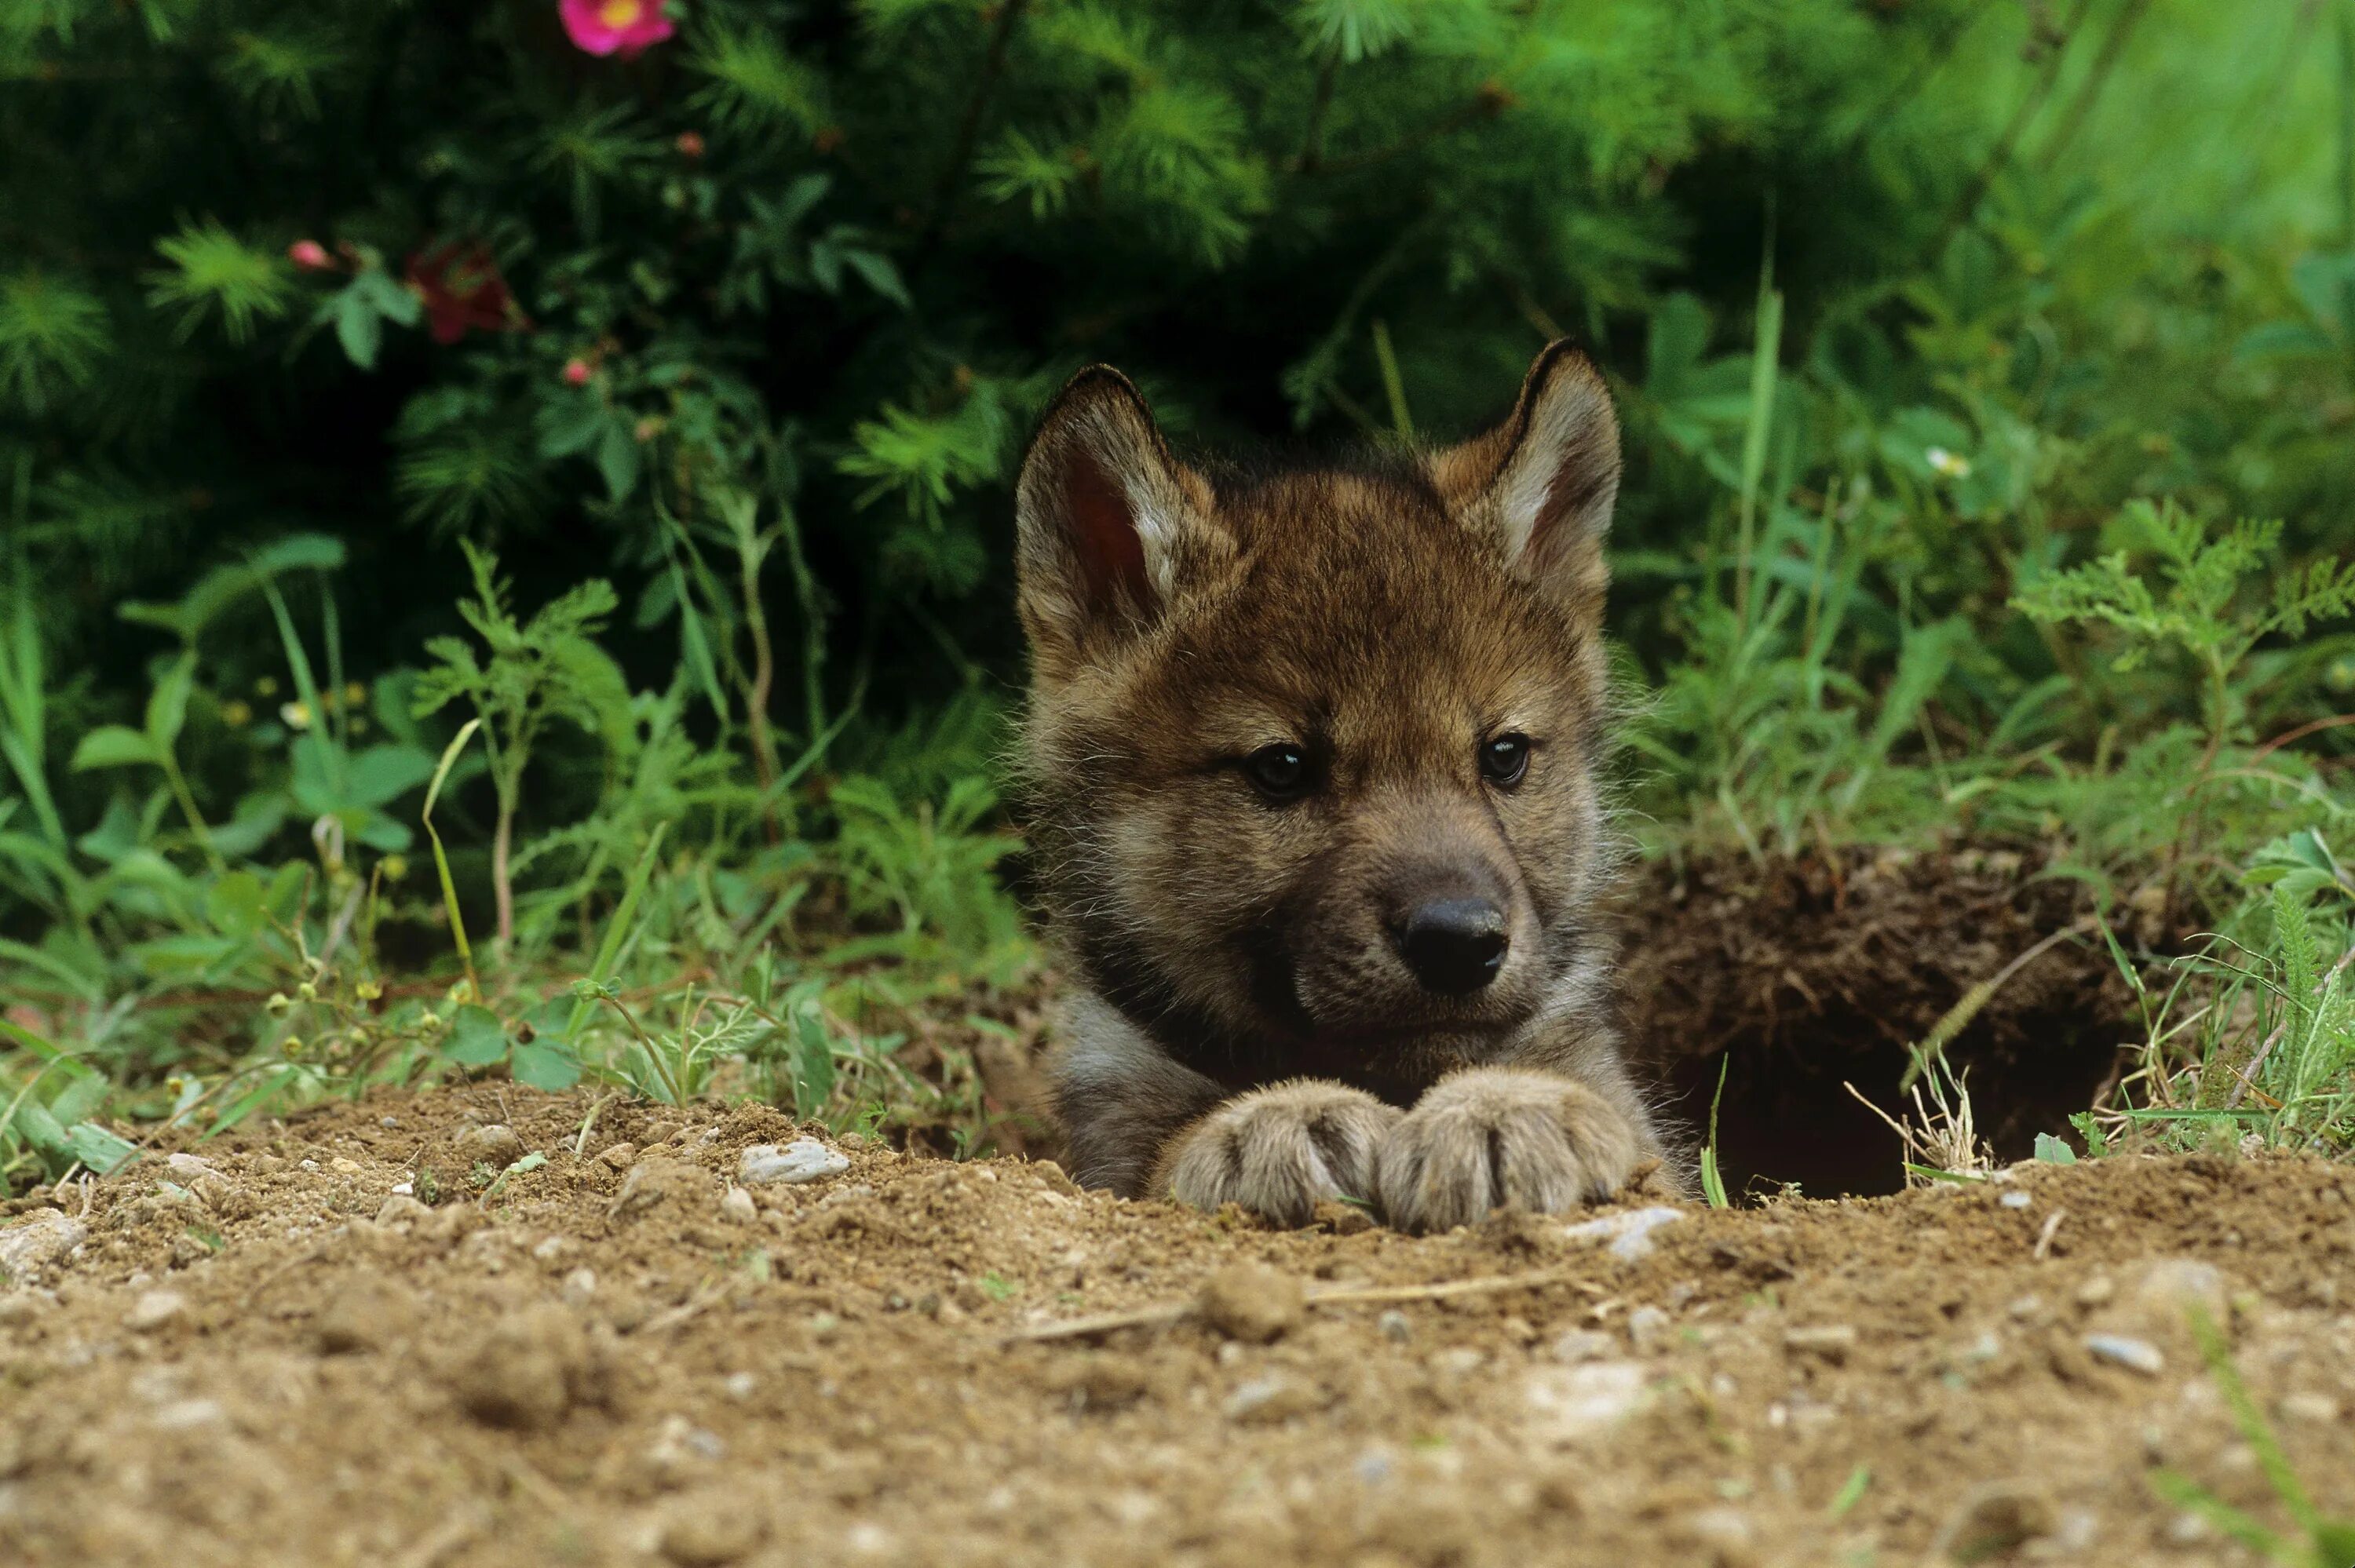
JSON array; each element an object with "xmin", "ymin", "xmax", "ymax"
[
  {"xmin": 1431, "ymin": 341, "xmax": 1620, "ymax": 621},
  {"xmin": 1015, "ymin": 366, "xmax": 1222, "ymax": 676}
]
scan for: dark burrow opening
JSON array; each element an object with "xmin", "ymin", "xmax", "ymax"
[{"xmin": 1618, "ymin": 848, "xmax": 2135, "ymax": 1201}]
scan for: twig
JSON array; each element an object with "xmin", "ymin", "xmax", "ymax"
[
  {"xmin": 2032, "ymin": 0, "xmax": 2156, "ymax": 170},
  {"xmin": 1900, "ymin": 917, "xmax": 2099, "ymax": 1092},
  {"xmin": 1935, "ymin": 0, "xmax": 2094, "ymax": 252},
  {"xmin": 1001, "ymin": 1264, "xmax": 1594, "ymax": 1345},
  {"xmin": 1288, "ymin": 53, "xmax": 1342, "ymax": 173},
  {"xmin": 2250, "ymin": 711, "xmax": 2355, "ymax": 764},
  {"xmin": 2032, "ymin": 1208, "xmax": 2067, "ymax": 1261},
  {"xmin": 917, "ymin": 0, "xmax": 1030, "ymax": 250}
]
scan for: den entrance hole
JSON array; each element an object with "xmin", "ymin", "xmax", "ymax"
[{"xmin": 1619, "ymin": 850, "xmax": 2133, "ymax": 1200}]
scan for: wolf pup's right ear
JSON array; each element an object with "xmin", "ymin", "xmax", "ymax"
[
  {"xmin": 1430, "ymin": 341, "xmax": 1621, "ymax": 626},
  {"xmin": 1015, "ymin": 367, "xmax": 1225, "ymax": 679}
]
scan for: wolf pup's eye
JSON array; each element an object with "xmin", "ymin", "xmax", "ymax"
[
  {"xmin": 1480, "ymin": 733, "xmax": 1532, "ymax": 788},
  {"xmin": 1243, "ymin": 742, "xmax": 1313, "ymax": 800}
]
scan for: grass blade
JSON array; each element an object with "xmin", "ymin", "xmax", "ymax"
[{"xmin": 422, "ymin": 717, "xmax": 483, "ymax": 1002}]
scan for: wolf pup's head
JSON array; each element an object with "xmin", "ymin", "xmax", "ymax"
[{"xmin": 1015, "ymin": 343, "xmax": 1622, "ymax": 1098}]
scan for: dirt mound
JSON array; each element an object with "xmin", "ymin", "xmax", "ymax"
[
  {"xmin": 5, "ymin": 1087, "xmax": 2352, "ymax": 1567},
  {"xmin": 1617, "ymin": 849, "xmax": 2131, "ymax": 1198}
]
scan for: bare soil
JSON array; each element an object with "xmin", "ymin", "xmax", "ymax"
[
  {"xmin": 5, "ymin": 1086, "xmax": 2353, "ymax": 1568},
  {"xmin": 1616, "ymin": 848, "xmax": 2132, "ymax": 1198}
]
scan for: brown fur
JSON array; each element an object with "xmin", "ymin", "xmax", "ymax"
[{"xmin": 1013, "ymin": 343, "xmax": 1678, "ymax": 1232}]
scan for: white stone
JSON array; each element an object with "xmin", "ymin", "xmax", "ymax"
[
  {"xmin": 1524, "ymin": 1361, "xmax": 1648, "ymax": 1443},
  {"xmin": 0, "ymin": 1212, "xmax": 86, "ymax": 1285},
  {"xmin": 2085, "ymin": 1333, "xmax": 2164, "ymax": 1375},
  {"xmin": 1562, "ymin": 1205, "xmax": 1686, "ymax": 1260},
  {"xmin": 738, "ymin": 1139, "xmax": 849, "ymax": 1186}
]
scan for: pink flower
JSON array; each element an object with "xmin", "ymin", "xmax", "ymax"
[
  {"xmin": 560, "ymin": 0, "xmax": 674, "ymax": 58},
  {"xmin": 287, "ymin": 239, "xmax": 334, "ymax": 271},
  {"xmin": 563, "ymin": 357, "xmax": 593, "ymax": 386}
]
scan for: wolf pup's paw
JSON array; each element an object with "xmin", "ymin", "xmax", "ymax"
[
  {"xmin": 1157, "ymin": 1081, "xmax": 1402, "ymax": 1228},
  {"xmin": 1375, "ymin": 1068, "xmax": 1641, "ymax": 1234}
]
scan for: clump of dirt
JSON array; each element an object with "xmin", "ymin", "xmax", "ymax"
[
  {"xmin": 5, "ymin": 1086, "xmax": 2353, "ymax": 1567},
  {"xmin": 1616, "ymin": 848, "xmax": 2133, "ymax": 1198}
]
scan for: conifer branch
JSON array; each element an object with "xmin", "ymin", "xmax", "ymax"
[
  {"xmin": 918, "ymin": 0, "xmax": 1030, "ymax": 250},
  {"xmin": 1295, "ymin": 83, "xmax": 1510, "ymax": 177},
  {"xmin": 1288, "ymin": 53, "xmax": 1342, "ymax": 174}
]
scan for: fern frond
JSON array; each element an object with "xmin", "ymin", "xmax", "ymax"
[
  {"xmin": 0, "ymin": 270, "xmax": 110, "ymax": 415},
  {"xmin": 689, "ymin": 24, "xmax": 829, "ymax": 143},
  {"xmin": 144, "ymin": 220, "xmax": 292, "ymax": 344}
]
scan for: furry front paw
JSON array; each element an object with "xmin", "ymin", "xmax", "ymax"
[
  {"xmin": 1375, "ymin": 1069, "xmax": 1641, "ymax": 1234},
  {"xmin": 1158, "ymin": 1081, "xmax": 1402, "ymax": 1227}
]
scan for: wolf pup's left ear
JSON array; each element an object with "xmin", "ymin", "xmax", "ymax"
[
  {"xmin": 1431, "ymin": 341, "xmax": 1620, "ymax": 622},
  {"xmin": 1015, "ymin": 366, "xmax": 1224, "ymax": 678}
]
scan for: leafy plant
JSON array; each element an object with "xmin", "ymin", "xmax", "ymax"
[{"xmin": 411, "ymin": 542, "xmax": 631, "ymax": 953}]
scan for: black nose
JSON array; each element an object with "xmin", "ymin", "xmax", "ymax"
[{"xmin": 1393, "ymin": 899, "xmax": 1508, "ymax": 995}]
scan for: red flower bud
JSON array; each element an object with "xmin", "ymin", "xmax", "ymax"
[
  {"xmin": 287, "ymin": 239, "xmax": 333, "ymax": 271},
  {"xmin": 563, "ymin": 358, "xmax": 593, "ymax": 386},
  {"xmin": 675, "ymin": 131, "xmax": 706, "ymax": 159}
]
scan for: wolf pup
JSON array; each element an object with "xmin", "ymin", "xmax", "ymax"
[{"xmin": 1013, "ymin": 341, "xmax": 1672, "ymax": 1233}]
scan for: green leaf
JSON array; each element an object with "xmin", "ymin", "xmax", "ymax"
[
  {"xmin": 511, "ymin": 1043, "xmax": 582, "ymax": 1092},
  {"xmin": 66, "ymin": 1122, "xmax": 138, "ymax": 1176},
  {"xmin": 206, "ymin": 870, "xmax": 267, "ymax": 935},
  {"xmin": 70, "ymin": 725, "xmax": 160, "ymax": 771},
  {"xmin": 145, "ymin": 652, "xmax": 195, "ymax": 752},
  {"xmin": 444, "ymin": 1005, "xmax": 509, "ymax": 1067},
  {"xmin": 595, "ymin": 422, "xmax": 642, "ymax": 501},
  {"xmin": 342, "ymin": 744, "xmax": 436, "ymax": 810},
  {"xmin": 331, "ymin": 286, "xmax": 383, "ymax": 369},
  {"xmin": 793, "ymin": 1008, "xmax": 836, "ymax": 1120},
  {"xmin": 2032, "ymin": 1132, "xmax": 2078, "ymax": 1165}
]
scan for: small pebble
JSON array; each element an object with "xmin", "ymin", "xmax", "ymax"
[
  {"xmin": 1562, "ymin": 1205, "xmax": 1686, "ymax": 1260},
  {"xmin": 1784, "ymin": 1324, "xmax": 1858, "ymax": 1362},
  {"xmin": 461, "ymin": 1125, "xmax": 526, "ymax": 1168},
  {"xmin": 738, "ymin": 1139, "xmax": 849, "ymax": 1187},
  {"xmin": 126, "ymin": 1289, "xmax": 186, "ymax": 1333},
  {"xmin": 2084, "ymin": 1333, "xmax": 2165, "ymax": 1375},
  {"xmin": 1625, "ymin": 1305, "xmax": 1671, "ymax": 1353},
  {"xmin": 2132, "ymin": 1258, "xmax": 2228, "ymax": 1325},
  {"xmin": 1377, "ymin": 1309, "xmax": 1412, "ymax": 1344},
  {"xmin": 1524, "ymin": 1362, "xmax": 1647, "ymax": 1443},
  {"xmin": 2075, "ymin": 1275, "xmax": 2116, "ymax": 1307},
  {"xmin": 0, "ymin": 1212, "xmax": 86, "ymax": 1282},
  {"xmin": 375, "ymin": 1194, "xmax": 432, "ymax": 1227},
  {"xmin": 562, "ymin": 1268, "xmax": 598, "ymax": 1304},
  {"xmin": 330, "ymin": 1156, "xmax": 363, "ymax": 1176},
  {"xmin": 1999, "ymin": 1189, "xmax": 2032, "ymax": 1209},
  {"xmin": 1196, "ymin": 1264, "xmax": 1302, "ymax": 1344},
  {"xmin": 2278, "ymin": 1391, "xmax": 2339, "ymax": 1424},
  {"xmin": 1550, "ymin": 1329, "xmax": 1614, "ymax": 1363},
  {"xmin": 597, "ymin": 1143, "xmax": 637, "ymax": 1169},
  {"xmin": 1223, "ymin": 1371, "xmax": 1320, "ymax": 1424}
]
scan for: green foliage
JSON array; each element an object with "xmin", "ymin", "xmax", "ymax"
[
  {"xmin": 144, "ymin": 220, "xmax": 292, "ymax": 344},
  {"xmin": 2, "ymin": 0, "xmax": 2353, "ymax": 1180},
  {"xmin": 2016, "ymin": 501, "xmax": 2355, "ymax": 754}
]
